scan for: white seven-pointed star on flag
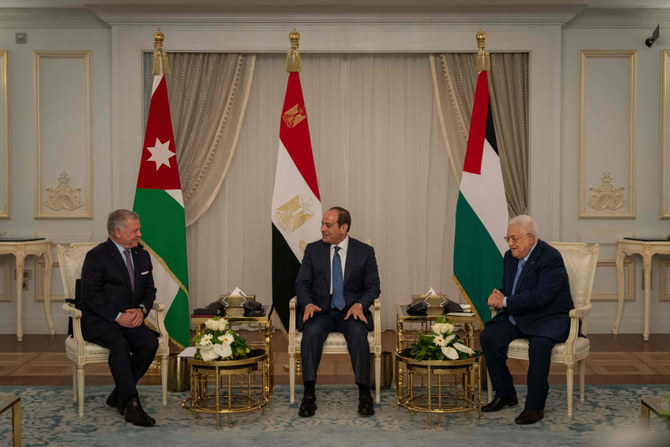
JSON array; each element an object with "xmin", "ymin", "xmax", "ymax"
[{"xmin": 146, "ymin": 138, "xmax": 176, "ymax": 170}]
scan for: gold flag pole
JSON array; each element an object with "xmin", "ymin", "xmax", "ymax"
[
  {"xmin": 476, "ymin": 29, "xmax": 490, "ymax": 73},
  {"xmin": 152, "ymin": 28, "xmax": 169, "ymax": 75},
  {"xmin": 286, "ymin": 28, "xmax": 301, "ymax": 73}
]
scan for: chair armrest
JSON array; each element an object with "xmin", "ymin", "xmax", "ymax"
[
  {"xmin": 149, "ymin": 301, "xmax": 170, "ymax": 353},
  {"xmin": 373, "ymin": 298, "xmax": 381, "ymax": 354},
  {"xmin": 490, "ymin": 305, "xmax": 498, "ymax": 318},
  {"xmin": 288, "ymin": 297, "xmax": 297, "ymax": 353},
  {"xmin": 569, "ymin": 303, "xmax": 591, "ymax": 319},
  {"xmin": 63, "ymin": 302, "xmax": 87, "ymax": 358}
]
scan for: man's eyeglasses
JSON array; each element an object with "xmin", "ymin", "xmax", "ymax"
[{"xmin": 504, "ymin": 233, "xmax": 531, "ymax": 244}]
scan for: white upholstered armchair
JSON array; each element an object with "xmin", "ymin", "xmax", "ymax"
[
  {"xmin": 57, "ymin": 243, "xmax": 170, "ymax": 416},
  {"xmin": 487, "ymin": 242, "xmax": 599, "ymax": 416},
  {"xmin": 288, "ymin": 297, "xmax": 382, "ymax": 404}
]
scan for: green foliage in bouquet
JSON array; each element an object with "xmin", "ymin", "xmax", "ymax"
[
  {"xmin": 192, "ymin": 317, "xmax": 250, "ymax": 361},
  {"xmin": 409, "ymin": 315, "xmax": 474, "ymax": 361}
]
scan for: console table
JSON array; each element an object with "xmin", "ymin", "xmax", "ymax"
[
  {"xmin": 613, "ymin": 238, "xmax": 670, "ymax": 341},
  {"xmin": 0, "ymin": 238, "xmax": 53, "ymax": 341}
]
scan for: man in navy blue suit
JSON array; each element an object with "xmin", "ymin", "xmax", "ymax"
[
  {"xmin": 295, "ymin": 207, "xmax": 380, "ymax": 417},
  {"xmin": 80, "ymin": 209, "xmax": 159, "ymax": 427},
  {"xmin": 480, "ymin": 214, "xmax": 573, "ymax": 425}
]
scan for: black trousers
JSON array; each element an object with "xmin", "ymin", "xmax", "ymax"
[
  {"xmin": 300, "ymin": 307, "xmax": 370, "ymax": 386},
  {"xmin": 480, "ymin": 318, "xmax": 556, "ymax": 410},
  {"xmin": 82, "ymin": 315, "xmax": 159, "ymax": 405}
]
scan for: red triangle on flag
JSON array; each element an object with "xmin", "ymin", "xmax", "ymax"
[{"xmin": 137, "ymin": 75, "xmax": 182, "ymax": 191}]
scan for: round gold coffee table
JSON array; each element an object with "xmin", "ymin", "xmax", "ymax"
[
  {"xmin": 395, "ymin": 349, "xmax": 482, "ymax": 428},
  {"xmin": 183, "ymin": 349, "xmax": 269, "ymax": 429}
]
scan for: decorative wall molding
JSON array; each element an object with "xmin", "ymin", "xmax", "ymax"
[
  {"xmin": 34, "ymin": 50, "xmax": 92, "ymax": 219},
  {"xmin": 661, "ymin": 260, "xmax": 670, "ymax": 302},
  {"xmin": 587, "ymin": 172, "xmax": 626, "ymax": 211},
  {"xmin": 662, "ymin": 50, "xmax": 670, "ymax": 218},
  {"xmin": 565, "ymin": 8, "xmax": 670, "ymax": 28},
  {"xmin": 43, "ymin": 171, "xmax": 84, "ymax": 212},
  {"xmin": 592, "ymin": 259, "xmax": 635, "ymax": 302},
  {"xmin": 0, "ymin": 259, "xmax": 10, "ymax": 302},
  {"xmin": 579, "ymin": 49, "xmax": 636, "ymax": 219},
  {"xmin": 0, "ymin": 50, "xmax": 8, "ymax": 219}
]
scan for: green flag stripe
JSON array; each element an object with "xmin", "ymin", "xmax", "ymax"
[
  {"xmin": 164, "ymin": 288, "xmax": 190, "ymax": 348},
  {"xmin": 134, "ymin": 188, "xmax": 189, "ymax": 288},
  {"xmin": 453, "ymin": 191, "xmax": 503, "ymax": 325}
]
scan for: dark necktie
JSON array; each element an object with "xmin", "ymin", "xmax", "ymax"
[
  {"xmin": 124, "ymin": 248, "xmax": 135, "ymax": 291},
  {"xmin": 509, "ymin": 259, "xmax": 526, "ymax": 325},
  {"xmin": 331, "ymin": 246, "xmax": 345, "ymax": 310}
]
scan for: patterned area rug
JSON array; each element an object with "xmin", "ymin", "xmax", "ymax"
[{"xmin": 0, "ymin": 385, "xmax": 669, "ymax": 447}]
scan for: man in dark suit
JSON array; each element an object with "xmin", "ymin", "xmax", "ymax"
[
  {"xmin": 480, "ymin": 214, "xmax": 573, "ymax": 425},
  {"xmin": 80, "ymin": 209, "xmax": 159, "ymax": 427},
  {"xmin": 295, "ymin": 207, "xmax": 381, "ymax": 417}
]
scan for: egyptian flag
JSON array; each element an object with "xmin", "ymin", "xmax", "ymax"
[
  {"xmin": 133, "ymin": 74, "xmax": 190, "ymax": 348},
  {"xmin": 271, "ymin": 72, "xmax": 323, "ymax": 332},
  {"xmin": 452, "ymin": 70, "xmax": 508, "ymax": 326}
]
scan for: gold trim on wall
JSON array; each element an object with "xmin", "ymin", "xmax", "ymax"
[
  {"xmin": 33, "ymin": 50, "xmax": 92, "ymax": 219},
  {"xmin": 592, "ymin": 259, "xmax": 635, "ymax": 301},
  {"xmin": 661, "ymin": 50, "xmax": 670, "ymax": 219},
  {"xmin": 0, "ymin": 51, "xmax": 9, "ymax": 219},
  {"xmin": 579, "ymin": 50, "xmax": 636, "ymax": 219}
]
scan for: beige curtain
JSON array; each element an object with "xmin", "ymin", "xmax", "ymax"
[
  {"xmin": 144, "ymin": 53, "xmax": 255, "ymax": 226},
  {"xmin": 431, "ymin": 53, "xmax": 528, "ymax": 216},
  {"xmin": 187, "ymin": 54, "xmax": 461, "ymax": 330}
]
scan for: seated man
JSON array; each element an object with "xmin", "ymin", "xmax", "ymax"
[
  {"xmin": 295, "ymin": 207, "xmax": 381, "ymax": 417},
  {"xmin": 80, "ymin": 209, "xmax": 159, "ymax": 427},
  {"xmin": 480, "ymin": 214, "xmax": 573, "ymax": 425}
]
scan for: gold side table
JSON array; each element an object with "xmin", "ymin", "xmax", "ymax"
[
  {"xmin": 395, "ymin": 349, "xmax": 482, "ymax": 429},
  {"xmin": 395, "ymin": 304, "xmax": 477, "ymax": 406},
  {"xmin": 183, "ymin": 349, "xmax": 269, "ymax": 429},
  {"xmin": 641, "ymin": 397, "xmax": 670, "ymax": 428},
  {"xmin": 0, "ymin": 394, "xmax": 21, "ymax": 446},
  {"xmin": 192, "ymin": 305, "xmax": 274, "ymax": 396}
]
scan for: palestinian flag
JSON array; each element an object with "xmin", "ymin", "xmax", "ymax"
[
  {"xmin": 452, "ymin": 70, "xmax": 508, "ymax": 326},
  {"xmin": 133, "ymin": 74, "xmax": 190, "ymax": 348},
  {"xmin": 272, "ymin": 72, "xmax": 322, "ymax": 332}
]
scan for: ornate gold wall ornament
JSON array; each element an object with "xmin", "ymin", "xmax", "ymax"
[
  {"xmin": 587, "ymin": 172, "xmax": 625, "ymax": 210},
  {"xmin": 282, "ymin": 104, "xmax": 307, "ymax": 129},
  {"xmin": 44, "ymin": 171, "xmax": 84, "ymax": 211},
  {"xmin": 274, "ymin": 195, "xmax": 315, "ymax": 233}
]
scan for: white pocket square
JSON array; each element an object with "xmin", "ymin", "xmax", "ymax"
[{"xmin": 141, "ymin": 271, "xmax": 149, "ymax": 275}]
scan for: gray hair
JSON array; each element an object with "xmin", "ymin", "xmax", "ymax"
[
  {"xmin": 107, "ymin": 209, "xmax": 139, "ymax": 235},
  {"xmin": 508, "ymin": 214, "xmax": 538, "ymax": 237}
]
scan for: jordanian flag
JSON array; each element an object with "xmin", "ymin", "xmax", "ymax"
[
  {"xmin": 453, "ymin": 70, "xmax": 508, "ymax": 326},
  {"xmin": 272, "ymin": 71, "xmax": 322, "ymax": 332},
  {"xmin": 133, "ymin": 74, "xmax": 190, "ymax": 348}
]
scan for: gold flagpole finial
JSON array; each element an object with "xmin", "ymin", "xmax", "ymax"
[
  {"xmin": 152, "ymin": 28, "xmax": 169, "ymax": 75},
  {"xmin": 286, "ymin": 28, "xmax": 301, "ymax": 73},
  {"xmin": 476, "ymin": 29, "xmax": 490, "ymax": 72}
]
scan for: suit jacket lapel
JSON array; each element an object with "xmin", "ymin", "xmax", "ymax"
[
  {"xmin": 319, "ymin": 241, "xmax": 331, "ymax": 287},
  {"xmin": 106, "ymin": 238, "xmax": 133, "ymax": 293},
  {"xmin": 517, "ymin": 240, "xmax": 543, "ymax": 288},
  {"xmin": 343, "ymin": 238, "xmax": 356, "ymax": 286}
]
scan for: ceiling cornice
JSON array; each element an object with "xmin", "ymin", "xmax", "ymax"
[
  {"xmin": 0, "ymin": 8, "xmax": 108, "ymax": 28},
  {"xmin": 566, "ymin": 8, "xmax": 670, "ymax": 28},
  {"xmin": 87, "ymin": 4, "xmax": 585, "ymax": 26}
]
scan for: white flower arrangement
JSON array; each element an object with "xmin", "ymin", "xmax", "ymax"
[
  {"xmin": 410, "ymin": 316, "xmax": 475, "ymax": 360},
  {"xmin": 192, "ymin": 317, "xmax": 250, "ymax": 361}
]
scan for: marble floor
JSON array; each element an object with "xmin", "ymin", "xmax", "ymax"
[{"xmin": 1, "ymin": 331, "xmax": 668, "ymax": 386}]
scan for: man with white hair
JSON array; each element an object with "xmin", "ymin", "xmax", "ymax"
[{"xmin": 480, "ymin": 215, "xmax": 573, "ymax": 425}]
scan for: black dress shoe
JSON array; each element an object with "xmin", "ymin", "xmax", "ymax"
[
  {"xmin": 298, "ymin": 395, "xmax": 317, "ymax": 417},
  {"xmin": 358, "ymin": 394, "xmax": 374, "ymax": 416},
  {"xmin": 124, "ymin": 396, "xmax": 156, "ymax": 427},
  {"xmin": 515, "ymin": 408, "xmax": 544, "ymax": 425},
  {"xmin": 106, "ymin": 389, "xmax": 124, "ymax": 415},
  {"xmin": 481, "ymin": 396, "xmax": 519, "ymax": 412}
]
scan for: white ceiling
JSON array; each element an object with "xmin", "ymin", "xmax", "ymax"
[{"xmin": 2, "ymin": 0, "xmax": 669, "ymax": 8}]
